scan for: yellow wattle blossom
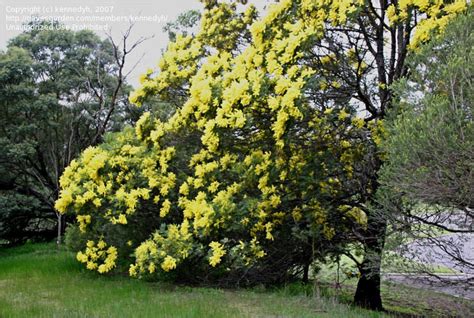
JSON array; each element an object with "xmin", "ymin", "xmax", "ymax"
[
  {"xmin": 77, "ymin": 215, "xmax": 91, "ymax": 232},
  {"xmin": 161, "ymin": 255, "xmax": 177, "ymax": 272},
  {"xmin": 338, "ymin": 109, "xmax": 350, "ymax": 120},
  {"xmin": 160, "ymin": 199, "xmax": 171, "ymax": 218},
  {"xmin": 179, "ymin": 182, "xmax": 189, "ymax": 196},
  {"xmin": 97, "ymin": 240, "xmax": 106, "ymax": 249},
  {"xmin": 117, "ymin": 214, "xmax": 127, "ymax": 225},
  {"xmin": 323, "ymin": 225, "xmax": 336, "ymax": 240},
  {"xmin": 129, "ymin": 264, "xmax": 138, "ymax": 277},
  {"xmin": 352, "ymin": 117, "xmax": 365, "ymax": 129},
  {"xmin": 292, "ymin": 208, "xmax": 302, "ymax": 221},
  {"xmin": 76, "ymin": 240, "xmax": 118, "ymax": 274},
  {"xmin": 148, "ymin": 263, "xmax": 156, "ymax": 274},
  {"xmin": 265, "ymin": 223, "xmax": 274, "ymax": 240},
  {"xmin": 209, "ymin": 241, "xmax": 226, "ymax": 267},
  {"xmin": 208, "ymin": 181, "xmax": 220, "ymax": 193}
]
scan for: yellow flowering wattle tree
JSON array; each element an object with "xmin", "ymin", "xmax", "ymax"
[{"xmin": 56, "ymin": 0, "xmax": 467, "ymax": 310}]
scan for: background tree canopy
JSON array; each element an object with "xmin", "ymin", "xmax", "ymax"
[
  {"xmin": 379, "ymin": 7, "xmax": 473, "ymax": 280},
  {"xmin": 0, "ymin": 21, "xmax": 143, "ymax": 246},
  {"xmin": 381, "ymin": 10, "xmax": 473, "ymax": 210}
]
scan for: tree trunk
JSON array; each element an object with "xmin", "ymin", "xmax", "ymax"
[
  {"xmin": 354, "ymin": 212, "xmax": 387, "ymax": 311},
  {"xmin": 302, "ymin": 263, "xmax": 310, "ymax": 284},
  {"xmin": 56, "ymin": 213, "xmax": 62, "ymax": 245}
]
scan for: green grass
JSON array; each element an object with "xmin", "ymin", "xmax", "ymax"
[
  {"xmin": 1, "ymin": 243, "xmax": 471, "ymax": 318},
  {"xmin": 0, "ymin": 243, "xmax": 389, "ymax": 318}
]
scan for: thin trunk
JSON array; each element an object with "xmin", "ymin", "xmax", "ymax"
[
  {"xmin": 302, "ymin": 263, "xmax": 310, "ymax": 284},
  {"xmin": 56, "ymin": 213, "xmax": 62, "ymax": 245}
]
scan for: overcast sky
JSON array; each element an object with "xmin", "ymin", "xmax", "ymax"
[{"xmin": 1, "ymin": 0, "xmax": 269, "ymax": 87}]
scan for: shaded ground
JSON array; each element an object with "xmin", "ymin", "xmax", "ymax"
[{"xmin": 380, "ymin": 281, "xmax": 474, "ymax": 318}]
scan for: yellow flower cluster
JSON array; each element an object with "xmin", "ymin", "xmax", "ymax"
[
  {"xmin": 129, "ymin": 34, "xmax": 202, "ymax": 107},
  {"xmin": 199, "ymin": 3, "xmax": 257, "ymax": 51},
  {"xmin": 130, "ymin": 221, "xmax": 192, "ymax": 277},
  {"xmin": 340, "ymin": 205, "xmax": 368, "ymax": 227},
  {"xmin": 55, "ymin": 147, "xmax": 110, "ymax": 213},
  {"xmin": 368, "ymin": 119, "xmax": 387, "ymax": 147},
  {"xmin": 76, "ymin": 215, "xmax": 91, "ymax": 232},
  {"xmin": 208, "ymin": 241, "xmax": 226, "ymax": 267},
  {"xmin": 386, "ymin": 0, "xmax": 467, "ymax": 49},
  {"xmin": 161, "ymin": 255, "xmax": 177, "ymax": 272},
  {"xmin": 76, "ymin": 240, "xmax": 118, "ymax": 274}
]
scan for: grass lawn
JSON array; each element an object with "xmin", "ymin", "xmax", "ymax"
[
  {"xmin": 0, "ymin": 243, "xmax": 387, "ymax": 318},
  {"xmin": 0, "ymin": 243, "xmax": 471, "ymax": 317}
]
